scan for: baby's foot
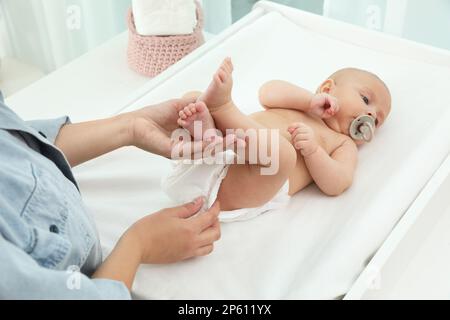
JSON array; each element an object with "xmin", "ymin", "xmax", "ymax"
[
  {"xmin": 198, "ymin": 57, "xmax": 234, "ymax": 112},
  {"xmin": 177, "ymin": 101, "xmax": 218, "ymax": 141}
]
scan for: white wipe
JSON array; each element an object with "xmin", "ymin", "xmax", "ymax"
[{"xmin": 131, "ymin": 0, "xmax": 197, "ymax": 36}]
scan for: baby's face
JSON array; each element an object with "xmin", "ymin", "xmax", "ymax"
[{"xmin": 321, "ymin": 70, "xmax": 391, "ymax": 144}]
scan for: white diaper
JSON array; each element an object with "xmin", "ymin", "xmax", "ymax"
[{"xmin": 161, "ymin": 150, "xmax": 290, "ymax": 223}]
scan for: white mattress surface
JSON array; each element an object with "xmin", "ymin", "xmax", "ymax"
[{"xmin": 74, "ymin": 12, "xmax": 450, "ymax": 299}]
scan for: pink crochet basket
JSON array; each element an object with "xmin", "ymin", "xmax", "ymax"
[{"xmin": 127, "ymin": 1, "xmax": 205, "ymax": 77}]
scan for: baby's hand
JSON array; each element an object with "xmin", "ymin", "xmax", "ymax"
[
  {"xmin": 309, "ymin": 93, "xmax": 339, "ymax": 119},
  {"xmin": 288, "ymin": 122, "xmax": 319, "ymax": 157}
]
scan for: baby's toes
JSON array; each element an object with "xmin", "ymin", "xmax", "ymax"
[
  {"xmin": 177, "ymin": 118, "xmax": 186, "ymax": 127},
  {"xmin": 224, "ymin": 58, "xmax": 233, "ymax": 71},
  {"xmin": 213, "ymin": 74, "xmax": 221, "ymax": 86},
  {"xmin": 221, "ymin": 62, "xmax": 231, "ymax": 74},
  {"xmin": 216, "ymin": 69, "xmax": 227, "ymax": 84},
  {"xmin": 222, "ymin": 64, "xmax": 232, "ymax": 77},
  {"xmin": 183, "ymin": 106, "xmax": 193, "ymax": 117},
  {"xmin": 195, "ymin": 101, "xmax": 208, "ymax": 114},
  {"xmin": 214, "ymin": 71, "xmax": 223, "ymax": 84},
  {"xmin": 227, "ymin": 59, "xmax": 234, "ymax": 72},
  {"xmin": 186, "ymin": 102, "xmax": 196, "ymax": 112},
  {"xmin": 179, "ymin": 110, "xmax": 187, "ymax": 120}
]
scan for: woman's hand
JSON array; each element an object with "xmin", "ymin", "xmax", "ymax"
[
  {"xmin": 124, "ymin": 98, "xmax": 191, "ymax": 158},
  {"xmin": 127, "ymin": 98, "xmax": 241, "ymax": 159},
  {"xmin": 126, "ymin": 198, "xmax": 221, "ymax": 264},
  {"xmin": 127, "ymin": 97, "xmax": 214, "ymax": 159},
  {"xmin": 93, "ymin": 198, "xmax": 221, "ymax": 290}
]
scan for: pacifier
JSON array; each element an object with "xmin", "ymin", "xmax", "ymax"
[{"xmin": 349, "ymin": 115, "xmax": 376, "ymax": 142}]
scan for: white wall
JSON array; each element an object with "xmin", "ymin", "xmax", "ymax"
[
  {"xmin": 402, "ymin": 0, "xmax": 450, "ymax": 50},
  {"xmin": 324, "ymin": 0, "xmax": 450, "ymax": 50},
  {"xmin": 201, "ymin": 0, "xmax": 232, "ymax": 34},
  {"xmin": 2, "ymin": 0, "xmax": 131, "ymax": 73},
  {"xmin": 0, "ymin": 2, "xmax": 11, "ymax": 60},
  {"xmin": 324, "ymin": 0, "xmax": 388, "ymax": 31}
]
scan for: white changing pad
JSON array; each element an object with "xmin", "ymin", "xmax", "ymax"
[{"xmin": 74, "ymin": 11, "xmax": 450, "ymax": 299}]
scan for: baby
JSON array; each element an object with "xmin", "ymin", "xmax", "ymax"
[{"xmin": 175, "ymin": 58, "xmax": 391, "ymax": 211}]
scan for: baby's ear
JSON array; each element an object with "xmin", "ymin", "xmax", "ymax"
[{"xmin": 318, "ymin": 79, "xmax": 335, "ymax": 94}]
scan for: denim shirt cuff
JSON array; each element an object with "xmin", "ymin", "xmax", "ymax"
[
  {"xmin": 91, "ymin": 279, "xmax": 132, "ymax": 300},
  {"xmin": 26, "ymin": 116, "xmax": 71, "ymax": 144}
]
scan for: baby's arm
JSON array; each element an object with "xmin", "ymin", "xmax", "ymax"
[
  {"xmin": 289, "ymin": 123, "xmax": 358, "ymax": 196},
  {"xmin": 304, "ymin": 140, "xmax": 358, "ymax": 196},
  {"xmin": 259, "ymin": 80, "xmax": 313, "ymax": 111},
  {"xmin": 259, "ymin": 80, "xmax": 339, "ymax": 118}
]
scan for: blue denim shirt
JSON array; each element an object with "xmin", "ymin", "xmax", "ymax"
[{"xmin": 0, "ymin": 92, "xmax": 130, "ymax": 299}]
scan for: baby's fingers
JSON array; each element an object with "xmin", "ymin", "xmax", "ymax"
[
  {"xmin": 288, "ymin": 122, "xmax": 308, "ymax": 134},
  {"xmin": 325, "ymin": 96, "xmax": 339, "ymax": 116},
  {"xmin": 331, "ymin": 98, "xmax": 340, "ymax": 113},
  {"xmin": 293, "ymin": 134, "xmax": 312, "ymax": 147},
  {"xmin": 290, "ymin": 127, "xmax": 312, "ymax": 139},
  {"xmin": 294, "ymin": 132, "xmax": 312, "ymax": 140},
  {"xmin": 322, "ymin": 109, "xmax": 335, "ymax": 119},
  {"xmin": 288, "ymin": 122, "xmax": 303, "ymax": 130},
  {"xmin": 294, "ymin": 138, "xmax": 310, "ymax": 150}
]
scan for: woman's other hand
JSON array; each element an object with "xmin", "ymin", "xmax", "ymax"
[
  {"xmin": 93, "ymin": 198, "xmax": 221, "ymax": 290},
  {"xmin": 125, "ymin": 198, "xmax": 221, "ymax": 264}
]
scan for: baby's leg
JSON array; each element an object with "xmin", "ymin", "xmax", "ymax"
[{"xmin": 199, "ymin": 58, "xmax": 297, "ymax": 210}]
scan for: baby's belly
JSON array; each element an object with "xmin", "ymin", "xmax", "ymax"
[
  {"xmin": 250, "ymin": 109, "xmax": 314, "ymax": 195},
  {"xmin": 250, "ymin": 109, "xmax": 299, "ymax": 140}
]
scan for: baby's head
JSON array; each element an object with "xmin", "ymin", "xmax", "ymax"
[{"xmin": 317, "ymin": 68, "xmax": 391, "ymax": 144}]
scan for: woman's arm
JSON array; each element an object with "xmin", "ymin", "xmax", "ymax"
[
  {"xmin": 93, "ymin": 198, "xmax": 221, "ymax": 290},
  {"xmin": 54, "ymin": 98, "xmax": 196, "ymax": 167},
  {"xmin": 55, "ymin": 98, "xmax": 198, "ymax": 167},
  {"xmin": 55, "ymin": 97, "xmax": 239, "ymax": 167},
  {"xmin": 55, "ymin": 114, "xmax": 133, "ymax": 167},
  {"xmin": 0, "ymin": 234, "xmax": 131, "ymax": 299},
  {"xmin": 92, "ymin": 230, "xmax": 141, "ymax": 291}
]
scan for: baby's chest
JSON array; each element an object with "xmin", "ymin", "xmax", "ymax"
[
  {"xmin": 309, "ymin": 123, "xmax": 342, "ymax": 155},
  {"xmin": 250, "ymin": 109, "xmax": 345, "ymax": 154},
  {"xmin": 265, "ymin": 110, "xmax": 341, "ymax": 154}
]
